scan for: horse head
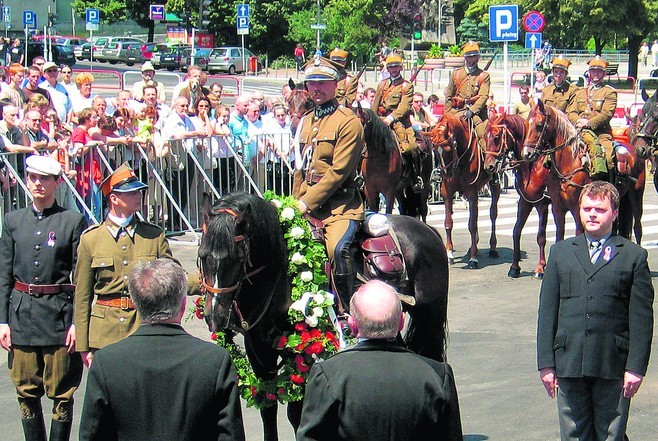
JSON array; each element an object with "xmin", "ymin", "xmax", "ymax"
[
  {"xmin": 484, "ymin": 111, "xmax": 508, "ymax": 174},
  {"xmin": 634, "ymin": 89, "xmax": 658, "ymax": 160},
  {"xmin": 523, "ymin": 99, "xmax": 551, "ymax": 161},
  {"xmin": 286, "ymin": 86, "xmax": 314, "ymax": 135}
]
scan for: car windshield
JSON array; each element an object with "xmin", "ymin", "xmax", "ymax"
[
  {"xmin": 196, "ymin": 49, "xmax": 211, "ymax": 56},
  {"xmin": 214, "ymin": 49, "xmax": 228, "ymax": 56},
  {"xmin": 54, "ymin": 38, "xmax": 67, "ymax": 45}
]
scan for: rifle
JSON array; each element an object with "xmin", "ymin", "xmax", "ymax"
[
  {"xmin": 352, "ymin": 63, "xmax": 368, "ymax": 83},
  {"xmin": 409, "ymin": 66, "xmax": 421, "ymax": 83},
  {"xmin": 483, "ymin": 52, "xmax": 498, "ymax": 71}
]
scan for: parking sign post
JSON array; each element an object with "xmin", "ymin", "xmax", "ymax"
[
  {"xmin": 489, "ymin": 5, "xmax": 519, "ymax": 108},
  {"xmin": 85, "ymin": 9, "xmax": 100, "ymax": 68}
]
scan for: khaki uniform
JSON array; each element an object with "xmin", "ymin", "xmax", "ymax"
[
  {"xmin": 567, "ymin": 84, "xmax": 617, "ymax": 169},
  {"xmin": 74, "ymin": 217, "xmax": 173, "ymax": 352},
  {"xmin": 541, "ymin": 81, "xmax": 579, "ymax": 113},
  {"xmin": 372, "ymin": 77, "xmax": 417, "ymax": 155},
  {"xmin": 336, "ymin": 73, "xmax": 359, "ymax": 108},
  {"xmin": 444, "ymin": 66, "xmax": 491, "ymax": 147}
]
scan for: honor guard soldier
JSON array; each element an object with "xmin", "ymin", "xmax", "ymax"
[
  {"xmin": 293, "ymin": 56, "xmax": 365, "ymax": 329},
  {"xmin": 74, "ymin": 163, "xmax": 174, "ymax": 368},
  {"xmin": 372, "ymin": 53, "xmax": 425, "ymax": 192},
  {"xmin": 0, "ymin": 155, "xmax": 86, "ymax": 441},
  {"xmin": 541, "ymin": 56, "xmax": 579, "ymax": 113},
  {"xmin": 567, "ymin": 56, "xmax": 617, "ymax": 181},
  {"xmin": 444, "ymin": 41, "xmax": 491, "ymax": 152},
  {"xmin": 330, "ymin": 48, "xmax": 359, "ymax": 108}
]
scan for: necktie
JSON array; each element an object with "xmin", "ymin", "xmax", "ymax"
[{"xmin": 590, "ymin": 240, "xmax": 602, "ymax": 264}]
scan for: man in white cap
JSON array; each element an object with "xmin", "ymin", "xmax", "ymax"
[
  {"xmin": 131, "ymin": 61, "xmax": 166, "ymax": 103},
  {"xmin": 0, "ymin": 155, "xmax": 86, "ymax": 441},
  {"xmin": 39, "ymin": 62, "xmax": 73, "ymax": 123}
]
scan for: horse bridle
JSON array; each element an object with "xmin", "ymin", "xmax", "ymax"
[
  {"xmin": 198, "ymin": 207, "xmax": 276, "ymax": 333},
  {"xmin": 634, "ymin": 110, "xmax": 658, "ymax": 151},
  {"xmin": 485, "ymin": 123, "xmax": 514, "ymax": 171},
  {"xmin": 523, "ymin": 108, "xmax": 578, "ymax": 157}
]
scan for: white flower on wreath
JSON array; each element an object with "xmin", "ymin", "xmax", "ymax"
[
  {"xmin": 300, "ymin": 271, "xmax": 313, "ymax": 282},
  {"xmin": 291, "ymin": 252, "xmax": 305, "ymax": 265},
  {"xmin": 281, "ymin": 207, "xmax": 295, "ymax": 220},
  {"xmin": 271, "ymin": 199, "xmax": 282, "ymax": 208},
  {"xmin": 290, "ymin": 226, "xmax": 305, "ymax": 239}
]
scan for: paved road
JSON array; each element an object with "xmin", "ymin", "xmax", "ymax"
[{"xmin": 3, "ymin": 183, "xmax": 658, "ymax": 440}]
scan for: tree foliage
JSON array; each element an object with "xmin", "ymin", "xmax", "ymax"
[{"xmin": 70, "ymin": 0, "xmax": 127, "ymax": 25}]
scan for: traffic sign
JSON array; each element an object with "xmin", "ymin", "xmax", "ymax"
[
  {"xmin": 3, "ymin": 6, "xmax": 9, "ymax": 16},
  {"xmin": 237, "ymin": 4, "xmax": 249, "ymax": 18},
  {"xmin": 3, "ymin": 14, "xmax": 9, "ymax": 23},
  {"xmin": 489, "ymin": 5, "xmax": 518, "ymax": 42},
  {"xmin": 237, "ymin": 4, "xmax": 249, "ymax": 35},
  {"xmin": 149, "ymin": 5, "xmax": 165, "ymax": 21},
  {"xmin": 310, "ymin": 24, "xmax": 326, "ymax": 30},
  {"xmin": 85, "ymin": 8, "xmax": 100, "ymax": 24},
  {"xmin": 525, "ymin": 32, "xmax": 542, "ymax": 49},
  {"xmin": 523, "ymin": 11, "xmax": 545, "ymax": 33},
  {"xmin": 23, "ymin": 10, "xmax": 36, "ymax": 27}
]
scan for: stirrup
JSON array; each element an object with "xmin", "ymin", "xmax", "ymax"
[
  {"xmin": 430, "ymin": 168, "xmax": 442, "ymax": 183},
  {"xmin": 412, "ymin": 177, "xmax": 425, "ymax": 193}
]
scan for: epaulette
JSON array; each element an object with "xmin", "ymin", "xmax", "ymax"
[
  {"xmin": 81, "ymin": 223, "xmax": 102, "ymax": 235},
  {"xmin": 137, "ymin": 219, "xmax": 166, "ymax": 231}
]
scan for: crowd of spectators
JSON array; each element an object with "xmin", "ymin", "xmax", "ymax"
[{"xmin": 0, "ymin": 60, "xmax": 296, "ymax": 231}]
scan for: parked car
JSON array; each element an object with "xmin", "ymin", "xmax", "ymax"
[
  {"xmin": 76, "ymin": 42, "xmax": 91, "ymax": 60},
  {"xmin": 151, "ymin": 43, "xmax": 189, "ymax": 69},
  {"xmin": 54, "ymin": 36, "xmax": 88, "ymax": 49},
  {"xmin": 93, "ymin": 37, "xmax": 144, "ymax": 63},
  {"xmin": 100, "ymin": 41, "xmax": 144, "ymax": 66},
  {"xmin": 160, "ymin": 46, "xmax": 191, "ymax": 71},
  {"xmin": 26, "ymin": 42, "xmax": 76, "ymax": 67},
  {"xmin": 141, "ymin": 42, "xmax": 167, "ymax": 61},
  {"xmin": 206, "ymin": 46, "xmax": 258, "ymax": 74},
  {"xmin": 184, "ymin": 48, "xmax": 212, "ymax": 71}
]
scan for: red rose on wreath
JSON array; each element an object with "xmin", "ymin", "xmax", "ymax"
[
  {"xmin": 266, "ymin": 392, "xmax": 277, "ymax": 401},
  {"xmin": 295, "ymin": 354, "xmax": 310, "ymax": 372},
  {"xmin": 276, "ymin": 336, "xmax": 287, "ymax": 349},
  {"xmin": 304, "ymin": 341, "xmax": 325, "ymax": 355},
  {"xmin": 294, "ymin": 322, "xmax": 307, "ymax": 332},
  {"xmin": 290, "ymin": 374, "xmax": 305, "ymax": 385}
]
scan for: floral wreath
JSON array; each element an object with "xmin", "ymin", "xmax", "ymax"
[{"xmin": 192, "ymin": 191, "xmax": 343, "ymax": 409}]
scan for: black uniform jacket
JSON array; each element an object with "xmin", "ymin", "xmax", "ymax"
[
  {"xmin": 297, "ymin": 339, "xmax": 463, "ymax": 441},
  {"xmin": 0, "ymin": 203, "xmax": 86, "ymax": 346},
  {"xmin": 79, "ymin": 323, "xmax": 246, "ymax": 441},
  {"xmin": 537, "ymin": 234, "xmax": 654, "ymax": 379}
]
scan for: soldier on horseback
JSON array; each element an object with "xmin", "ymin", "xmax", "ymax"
[
  {"xmin": 567, "ymin": 56, "xmax": 618, "ymax": 181},
  {"xmin": 541, "ymin": 56, "xmax": 578, "ymax": 113},
  {"xmin": 372, "ymin": 53, "xmax": 425, "ymax": 193},
  {"xmin": 329, "ymin": 48, "xmax": 359, "ymax": 108},
  {"xmin": 444, "ymin": 41, "xmax": 491, "ymax": 154},
  {"xmin": 292, "ymin": 56, "xmax": 365, "ymax": 332}
]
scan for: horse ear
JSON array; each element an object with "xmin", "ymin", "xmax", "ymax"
[
  {"xmin": 201, "ymin": 193, "xmax": 213, "ymax": 230},
  {"xmin": 289, "ymin": 78, "xmax": 296, "ymax": 90},
  {"xmin": 536, "ymin": 98, "xmax": 545, "ymax": 113},
  {"xmin": 642, "ymin": 88, "xmax": 649, "ymax": 102}
]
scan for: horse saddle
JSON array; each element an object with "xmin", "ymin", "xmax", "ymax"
[{"xmin": 361, "ymin": 235, "xmax": 404, "ymax": 280}]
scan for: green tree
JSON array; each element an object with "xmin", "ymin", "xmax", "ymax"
[
  {"xmin": 454, "ymin": 17, "xmax": 487, "ymax": 46},
  {"xmin": 70, "ymin": 0, "xmax": 127, "ymax": 25}
]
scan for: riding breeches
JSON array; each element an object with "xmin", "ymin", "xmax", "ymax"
[
  {"xmin": 9, "ymin": 345, "xmax": 83, "ymax": 421},
  {"xmin": 392, "ymin": 121, "xmax": 418, "ymax": 156},
  {"xmin": 324, "ymin": 218, "xmax": 360, "ymax": 275},
  {"xmin": 581, "ymin": 129, "xmax": 614, "ymax": 168}
]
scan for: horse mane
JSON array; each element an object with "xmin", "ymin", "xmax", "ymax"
[
  {"xmin": 358, "ymin": 107, "xmax": 397, "ymax": 156},
  {"xmin": 286, "ymin": 88, "xmax": 314, "ymax": 114},
  {"xmin": 545, "ymin": 104, "xmax": 578, "ymax": 150},
  {"xmin": 201, "ymin": 193, "xmax": 287, "ymax": 277}
]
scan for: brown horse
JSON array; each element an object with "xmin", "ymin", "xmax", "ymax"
[
  {"xmin": 633, "ymin": 89, "xmax": 658, "ymax": 193},
  {"xmin": 524, "ymin": 100, "xmax": 645, "ymax": 243},
  {"xmin": 286, "ymin": 81, "xmax": 314, "ymax": 134},
  {"xmin": 484, "ymin": 112, "xmax": 551, "ymax": 278},
  {"xmin": 429, "ymin": 113, "xmax": 501, "ymax": 268}
]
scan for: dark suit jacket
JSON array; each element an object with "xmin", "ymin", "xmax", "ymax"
[
  {"xmin": 296, "ymin": 339, "xmax": 463, "ymax": 441},
  {"xmin": 79, "ymin": 323, "xmax": 245, "ymax": 441},
  {"xmin": 537, "ymin": 234, "xmax": 654, "ymax": 379}
]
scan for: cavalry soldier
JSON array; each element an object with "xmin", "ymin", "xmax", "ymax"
[
  {"xmin": 293, "ymin": 56, "xmax": 364, "ymax": 330},
  {"xmin": 541, "ymin": 56, "xmax": 579, "ymax": 113},
  {"xmin": 444, "ymin": 41, "xmax": 491, "ymax": 153},
  {"xmin": 0, "ymin": 155, "xmax": 86, "ymax": 441},
  {"xmin": 330, "ymin": 48, "xmax": 359, "ymax": 108},
  {"xmin": 567, "ymin": 56, "xmax": 617, "ymax": 181},
  {"xmin": 74, "ymin": 163, "xmax": 174, "ymax": 368},
  {"xmin": 372, "ymin": 53, "xmax": 425, "ymax": 192}
]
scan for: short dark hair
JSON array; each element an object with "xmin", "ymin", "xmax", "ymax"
[
  {"xmin": 579, "ymin": 181, "xmax": 620, "ymax": 211},
  {"xmin": 128, "ymin": 259, "xmax": 187, "ymax": 323}
]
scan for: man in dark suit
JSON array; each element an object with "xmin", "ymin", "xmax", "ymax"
[
  {"xmin": 297, "ymin": 279, "xmax": 463, "ymax": 441},
  {"xmin": 537, "ymin": 181, "xmax": 654, "ymax": 441},
  {"xmin": 79, "ymin": 258, "xmax": 245, "ymax": 441}
]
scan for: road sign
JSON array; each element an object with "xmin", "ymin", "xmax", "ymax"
[
  {"xmin": 3, "ymin": 7, "xmax": 9, "ymax": 16},
  {"xmin": 3, "ymin": 14, "xmax": 9, "ymax": 23},
  {"xmin": 523, "ymin": 11, "xmax": 545, "ymax": 33},
  {"xmin": 23, "ymin": 10, "xmax": 36, "ymax": 27},
  {"xmin": 525, "ymin": 32, "xmax": 542, "ymax": 49},
  {"xmin": 310, "ymin": 24, "xmax": 326, "ymax": 30},
  {"xmin": 489, "ymin": 5, "xmax": 518, "ymax": 42},
  {"xmin": 85, "ymin": 22, "xmax": 99, "ymax": 31},
  {"xmin": 85, "ymin": 8, "xmax": 100, "ymax": 24},
  {"xmin": 150, "ymin": 5, "xmax": 165, "ymax": 21},
  {"xmin": 237, "ymin": 4, "xmax": 249, "ymax": 35},
  {"xmin": 237, "ymin": 4, "xmax": 249, "ymax": 18}
]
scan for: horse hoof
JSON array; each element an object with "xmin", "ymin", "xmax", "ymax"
[
  {"xmin": 467, "ymin": 259, "xmax": 479, "ymax": 269},
  {"xmin": 508, "ymin": 267, "xmax": 521, "ymax": 278},
  {"xmin": 449, "ymin": 257, "xmax": 455, "ymax": 265},
  {"xmin": 488, "ymin": 250, "xmax": 499, "ymax": 259},
  {"xmin": 447, "ymin": 250, "xmax": 455, "ymax": 265},
  {"xmin": 533, "ymin": 271, "xmax": 544, "ymax": 280}
]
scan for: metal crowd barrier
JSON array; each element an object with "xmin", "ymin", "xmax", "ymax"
[{"xmin": 0, "ymin": 131, "xmax": 295, "ymax": 240}]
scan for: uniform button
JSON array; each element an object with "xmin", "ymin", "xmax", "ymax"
[
  {"xmin": 37, "ymin": 215, "xmax": 43, "ymax": 221},
  {"xmin": 123, "ymin": 275, "xmax": 128, "ymax": 280},
  {"xmin": 587, "ymin": 279, "xmax": 592, "ymax": 283},
  {"xmin": 587, "ymin": 295, "xmax": 593, "ymax": 301},
  {"xmin": 585, "ymin": 330, "xmax": 592, "ymax": 336},
  {"xmin": 120, "ymin": 231, "xmax": 126, "ymax": 237},
  {"xmin": 34, "ymin": 245, "xmax": 40, "ymax": 251},
  {"xmin": 586, "ymin": 313, "xmax": 591, "ymax": 319},
  {"xmin": 313, "ymin": 127, "xmax": 318, "ymax": 131},
  {"xmin": 119, "ymin": 317, "xmax": 125, "ymax": 323},
  {"xmin": 312, "ymin": 138, "xmax": 317, "ymax": 142},
  {"xmin": 36, "ymin": 231, "xmax": 42, "ymax": 236},
  {"xmin": 34, "ymin": 276, "xmax": 40, "ymax": 282},
  {"xmin": 34, "ymin": 261, "xmax": 39, "ymax": 267},
  {"xmin": 122, "ymin": 245, "xmax": 127, "ymax": 251},
  {"xmin": 123, "ymin": 260, "xmax": 128, "ymax": 266}
]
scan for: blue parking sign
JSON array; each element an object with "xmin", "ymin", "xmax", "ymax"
[
  {"xmin": 489, "ymin": 5, "xmax": 519, "ymax": 42},
  {"xmin": 23, "ymin": 10, "xmax": 36, "ymax": 27},
  {"xmin": 86, "ymin": 8, "xmax": 100, "ymax": 24}
]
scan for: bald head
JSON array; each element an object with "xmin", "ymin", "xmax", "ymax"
[{"xmin": 349, "ymin": 280, "xmax": 403, "ymax": 339}]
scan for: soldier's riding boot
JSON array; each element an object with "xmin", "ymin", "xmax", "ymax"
[
  {"xmin": 411, "ymin": 153, "xmax": 424, "ymax": 193},
  {"xmin": 582, "ymin": 130, "xmax": 608, "ymax": 180},
  {"xmin": 19, "ymin": 398, "xmax": 46, "ymax": 441},
  {"xmin": 332, "ymin": 271, "xmax": 355, "ymax": 337},
  {"xmin": 49, "ymin": 419, "xmax": 73, "ymax": 441}
]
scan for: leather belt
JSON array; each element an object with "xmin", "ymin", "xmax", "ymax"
[
  {"xmin": 14, "ymin": 281, "xmax": 75, "ymax": 297},
  {"xmin": 95, "ymin": 296, "xmax": 135, "ymax": 310}
]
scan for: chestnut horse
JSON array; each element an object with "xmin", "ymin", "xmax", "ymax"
[
  {"xmin": 484, "ymin": 112, "xmax": 551, "ymax": 278},
  {"xmin": 429, "ymin": 113, "xmax": 501, "ymax": 268},
  {"xmin": 523, "ymin": 100, "xmax": 645, "ymax": 243},
  {"xmin": 633, "ymin": 89, "xmax": 658, "ymax": 193}
]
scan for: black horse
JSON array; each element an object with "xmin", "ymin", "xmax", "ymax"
[
  {"xmin": 634, "ymin": 89, "xmax": 658, "ymax": 193},
  {"xmin": 199, "ymin": 192, "xmax": 449, "ymax": 440}
]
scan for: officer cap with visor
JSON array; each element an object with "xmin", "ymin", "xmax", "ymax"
[{"xmin": 100, "ymin": 163, "xmax": 148, "ymax": 196}]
